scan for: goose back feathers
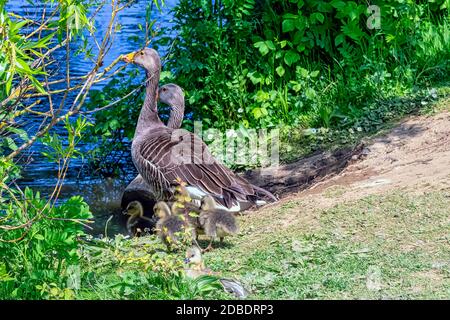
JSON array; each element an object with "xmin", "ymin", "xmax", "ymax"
[
  {"xmin": 132, "ymin": 125, "xmax": 258, "ymax": 208},
  {"xmin": 124, "ymin": 48, "xmax": 276, "ymax": 209}
]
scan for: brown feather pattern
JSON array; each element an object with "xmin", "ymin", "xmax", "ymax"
[{"xmin": 133, "ymin": 126, "xmax": 262, "ymax": 207}]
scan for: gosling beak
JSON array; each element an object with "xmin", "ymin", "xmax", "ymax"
[
  {"xmin": 184, "ymin": 258, "xmax": 190, "ymax": 264},
  {"xmin": 121, "ymin": 52, "xmax": 135, "ymax": 63}
]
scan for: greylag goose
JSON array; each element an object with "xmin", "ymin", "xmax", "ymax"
[
  {"xmin": 119, "ymin": 85, "xmax": 187, "ymax": 226},
  {"xmin": 159, "ymin": 83, "xmax": 185, "ymax": 129},
  {"xmin": 198, "ymin": 195, "xmax": 238, "ymax": 251},
  {"xmin": 121, "ymin": 48, "xmax": 276, "ymax": 210},
  {"xmin": 184, "ymin": 246, "xmax": 249, "ymax": 299}
]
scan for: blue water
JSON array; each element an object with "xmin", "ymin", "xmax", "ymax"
[{"xmin": 6, "ymin": 0, "xmax": 178, "ymax": 234}]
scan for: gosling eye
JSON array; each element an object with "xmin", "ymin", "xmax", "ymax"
[{"xmin": 140, "ymin": 51, "xmax": 144, "ymax": 55}]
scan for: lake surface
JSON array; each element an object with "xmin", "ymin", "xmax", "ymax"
[{"xmin": 7, "ymin": 0, "xmax": 178, "ymax": 235}]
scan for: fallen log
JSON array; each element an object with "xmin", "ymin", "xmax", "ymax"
[
  {"xmin": 240, "ymin": 144, "xmax": 364, "ymax": 196},
  {"xmin": 120, "ymin": 174, "xmax": 157, "ymax": 229}
]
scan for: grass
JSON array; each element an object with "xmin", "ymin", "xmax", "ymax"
[
  {"xmin": 73, "ymin": 95, "xmax": 450, "ymax": 300},
  {"xmin": 74, "ymin": 235, "xmax": 228, "ymax": 300},
  {"xmin": 203, "ymin": 189, "xmax": 450, "ymax": 299},
  {"xmin": 27, "ymin": 95, "xmax": 448, "ymax": 300},
  {"xmin": 279, "ymin": 84, "xmax": 450, "ymax": 165}
]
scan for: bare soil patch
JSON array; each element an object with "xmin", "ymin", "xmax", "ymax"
[{"xmin": 248, "ymin": 110, "xmax": 450, "ymax": 209}]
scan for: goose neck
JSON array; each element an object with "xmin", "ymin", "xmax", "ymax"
[
  {"xmin": 167, "ymin": 102, "xmax": 185, "ymax": 129},
  {"xmin": 135, "ymin": 70, "xmax": 162, "ymax": 137}
]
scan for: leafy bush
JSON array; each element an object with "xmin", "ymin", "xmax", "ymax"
[
  {"xmin": 0, "ymin": 187, "xmax": 93, "ymax": 299},
  {"xmin": 83, "ymin": 0, "xmax": 449, "ymax": 172},
  {"xmin": 163, "ymin": 0, "xmax": 449, "ymax": 130}
]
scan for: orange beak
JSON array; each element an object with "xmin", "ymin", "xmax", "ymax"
[{"xmin": 122, "ymin": 52, "xmax": 135, "ymax": 63}]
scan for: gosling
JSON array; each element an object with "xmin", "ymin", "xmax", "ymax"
[
  {"xmin": 123, "ymin": 200, "xmax": 154, "ymax": 236},
  {"xmin": 154, "ymin": 201, "xmax": 190, "ymax": 248},
  {"xmin": 199, "ymin": 195, "xmax": 239, "ymax": 251},
  {"xmin": 184, "ymin": 246, "xmax": 249, "ymax": 299}
]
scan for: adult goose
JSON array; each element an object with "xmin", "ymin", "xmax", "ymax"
[
  {"xmin": 121, "ymin": 48, "xmax": 276, "ymax": 209},
  {"xmin": 158, "ymin": 83, "xmax": 277, "ymax": 211},
  {"xmin": 120, "ymin": 84, "xmax": 184, "ymax": 216}
]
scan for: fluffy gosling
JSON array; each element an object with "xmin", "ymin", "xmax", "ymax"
[
  {"xmin": 123, "ymin": 200, "xmax": 154, "ymax": 236},
  {"xmin": 184, "ymin": 246, "xmax": 249, "ymax": 299},
  {"xmin": 199, "ymin": 195, "xmax": 239, "ymax": 251}
]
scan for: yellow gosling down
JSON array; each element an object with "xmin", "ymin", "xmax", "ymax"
[
  {"xmin": 154, "ymin": 201, "xmax": 185, "ymax": 247},
  {"xmin": 123, "ymin": 200, "xmax": 153, "ymax": 237},
  {"xmin": 199, "ymin": 195, "xmax": 239, "ymax": 252}
]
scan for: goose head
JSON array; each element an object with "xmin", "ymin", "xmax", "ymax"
[
  {"xmin": 201, "ymin": 195, "xmax": 216, "ymax": 212},
  {"xmin": 123, "ymin": 200, "xmax": 144, "ymax": 217},
  {"xmin": 122, "ymin": 47, "xmax": 161, "ymax": 74},
  {"xmin": 153, "ymin": 201, "xmax": 172, "ymax": 219},
  {"xmin": 184, "ymin": 246, "xmax": 203, "ymax": 266},
  {"xmin": 158, "ymin": 83, "xmax": 184, "ymax": 107}
]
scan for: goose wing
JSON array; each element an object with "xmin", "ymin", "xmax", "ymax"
[{"xmin": 134, "ymin": 127, "xmax": 257, "ymax": 207}]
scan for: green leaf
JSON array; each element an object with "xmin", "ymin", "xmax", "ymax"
[
  {"xmin": 6, "ymin": 127, "xmax": 29, "ymax": 141},
  {"xmin": 284, "ymin": 50, "xmax": 300, "ymax": 66},
  {"xmin": 335, "ymin": 34, "xmax": 345, "ymax": 46},
  {"xmin": 254, "ymin": 41, "xmax": 269, "ymax": 56},
  {"xmin": 305, "ymin": 88, "xmax": 316, "ymax": 99},
  {"xmin": 298, "ymin": 67, "xmax": 309, "ymax": 78},
  {"xmin": 252, "ymin": 108, "xmax": 263, "ymax": 119},
  {"xmin": 276, "ymin": 65, "xmax": 285, "ymax": 77},
  {"xmin": 29, "ymin": 76, "xmax": 46, "ymax": 94},
  {"xmin": 282, "ymin": 19, "xmax": 295, "ymax": 33},
  {"xmin": 311, "ymin": 13, "xmax": 325, "ymax": 24},
  {"xmin": 330, "ymin": 0, "xmax": 346, "ymax": 10},
  {"xmin": 4, "ymin": 137, "xmax": 18, "ymax": 150},
  {"xmin": 34, "ymin": 234, "xmax": 45, "ymax": 241},
  {"xmin": 265, "ymin": 40, "xmax": 275, "ymax": 51},
  {"xmin": 310, "ymin": 70, "xmax": 320, "ymax": 78},
  {"xmin": 279, "ymin": 40, "xmax": 290, "ymax": 48}
]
